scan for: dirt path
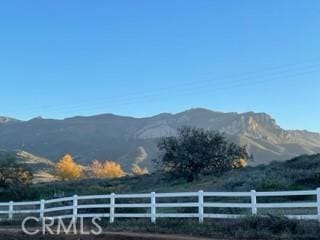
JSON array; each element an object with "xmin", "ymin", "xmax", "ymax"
[{"xmin": 0, "ymin": 228, "xmax": 221, "ymax": 240}]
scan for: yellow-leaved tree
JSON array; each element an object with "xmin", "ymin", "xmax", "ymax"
[
  {"xmin": 56, "ymin": 154, "xmax": 82, "ymax": 180},
  {"xmin": 91, "ymin": 160, "xmax": 104, "ymax": 178},
  {"xmin": 103, "ymin": 161, "xmax": 125, "ymax": 178},
  {"xmin": 91, "ymin": 160, "xmax": 125, "ymax": 179}
]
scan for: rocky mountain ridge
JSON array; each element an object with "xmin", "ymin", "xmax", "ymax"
[{"xmin": 0, "ymin": 108, "xmax": 319, "ymax": 169}]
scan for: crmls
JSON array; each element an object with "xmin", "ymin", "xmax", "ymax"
[{"xmin": 21, "ymin": 216, "xmax": 103, "ymax": 235}]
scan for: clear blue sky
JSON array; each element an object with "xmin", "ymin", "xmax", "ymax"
[{"xmin": 0, "ymin": 1, "xmax": 319, "ymax": 131}]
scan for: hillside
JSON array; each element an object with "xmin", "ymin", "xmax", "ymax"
[
  {"xmin": 0, "ymin": 108, "xmax": 320, "ymax": 171},
  {"xmin": 2, "ymin": 154, "xmax": 320, "ymax": 240},
  {"xmin": 5, "ymin": 153, "xmax": 320, "ymax": 201},
  {"xmin": 0, "ymin": 150, "xmax": 56, "ymax": 183}
]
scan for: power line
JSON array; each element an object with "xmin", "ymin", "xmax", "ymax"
[{"xmin": 19, "ymin": 62, "xmax": 320, "ymax": 118}]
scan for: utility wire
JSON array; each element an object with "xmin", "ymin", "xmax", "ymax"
[{"xmin": 19, "ymin": 62, "xmax": 320, "ymax": 119}]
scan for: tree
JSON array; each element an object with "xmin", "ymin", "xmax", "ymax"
[
  {"xmin": 102, "ymin": 161, "xmax": 125, "ymax": 178},
  {"xmin": 157, "ymin": 126, "xmax": 250, "ymax": 181},
  {"xmin": 91, "ymin": 160, "xmax": 104, "ymax": 178},
  {"xmin": 131, "ymin": 163, "xmax": 149, "ymax": 176},
  {"xmin": 90, "ymin": 160, "xmax": 125, "ymax": 179},
  {"xmin": 56, "ymin": 154, "xmax": 82, "ymax": 180},
  {"xmin": 131, "ymin": 146, "xmax": 149, "ymax": 176},
  {"xmin": 0, "ymin": 155, "xmax": 33, "ymax": 189}
]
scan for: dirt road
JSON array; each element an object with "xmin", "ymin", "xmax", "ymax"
[{"xmin": 0, "ymin": 228, "xmax": 219, "ymax": 240}]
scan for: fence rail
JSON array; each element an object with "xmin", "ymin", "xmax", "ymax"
[{"xmin": 1, "ymin": 189, "xmax": 320, "ymax": 223}]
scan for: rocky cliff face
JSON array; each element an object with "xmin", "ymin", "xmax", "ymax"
[{"xmin": 0, "ymin": 108, "xmax": 319, "ymax": 169}]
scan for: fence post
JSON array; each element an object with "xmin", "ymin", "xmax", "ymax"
[
  {"xmin": 316, "ymin": 188, "xmax": 320, "ymax": 222},
  {"xmin": 151, "ymin": 192, "xmax": 156, "ymax": 223},
  {"xmin": 40, "ymin": 199, "xmax": 45, "ymax": 220},
  {"xmin": 8, "ymin": 201, "xmax": 13, "ymax": 220},
  {"xmin": 250, "ymin": 190, "xmax": 257, "ymax": 215},
  {"xmin": 110, "ymin": 193, "xmax": 115, "ymax": 223},
  {"xmin": 198, "ymin": 190, "xmax": 204, "ymax": 224},
  {"xmin": 73, "ymin": 195, "xmax": 78, "ymax": 222}
]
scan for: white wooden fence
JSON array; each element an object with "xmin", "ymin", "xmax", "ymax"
[{"xmin": 1, "ymin": 189, "xmax": 320, "ymax": 223}]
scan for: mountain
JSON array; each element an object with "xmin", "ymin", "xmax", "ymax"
[
  {"xmin": 0, "ymin": 108, "xmax": 319, "ymax": 170},
  {"xmin": 0, "ymin": 116, "xmax": 19, "ymax": 124}
]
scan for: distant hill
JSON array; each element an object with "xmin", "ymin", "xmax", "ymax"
[
  {"xmin": 0, "ymin": 108, "xmax": 320, "ymax": 170},
  {"xmin": 0, "ymin": 116, "xmax": 19, "ymax": 124},
  {"xmin": 0, "ymin": 150, "xmax": 56, "ymax": 183}
]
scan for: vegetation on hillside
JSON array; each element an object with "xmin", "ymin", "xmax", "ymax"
[
  {"xmin": 0, "ymin": 153, "xmax": 33, "ymax": 199},
  {"xmin": 55, "ymin": 154, "xmax": 83, "ymax": 180},
  {"xmin": 1, "ymin": 142, "xmax": 320, "ymax": 239},
  {"xmin": 0, "ymin": 153, "xmax": 317, "ymax": 202},
  {"xmin": 131, "ymin": 163, "xmax": 149, "ymax": 176},
  {"xmin": 0, "ymin": 127, "xmax": 319, "ymax": 202},
  {"xmin": 157, "ymin": 127, "xmax": 249, "ymax": 181},
  {"xmin": 0, "ymin": 155, "xmax": 32, "ymax": 188},
  {"xmin": 91, "ymin": 160, "xmax": 125, "ymax": 178}
]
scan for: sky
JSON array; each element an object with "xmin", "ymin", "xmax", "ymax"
[{"xmin": 0, "ymin": 0, "xmax": 319, "ymax": 131}]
